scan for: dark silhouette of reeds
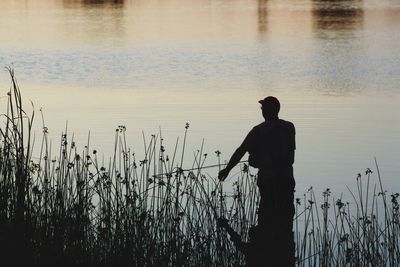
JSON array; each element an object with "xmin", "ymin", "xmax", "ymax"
[{"xmin": 0, "ymin": 69, "xmax": 399, "ymax": 266}]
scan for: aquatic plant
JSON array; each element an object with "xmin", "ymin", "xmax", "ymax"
[{"xmin": 295, "ymin": 165, "xmax": 400, "ymax": 267}]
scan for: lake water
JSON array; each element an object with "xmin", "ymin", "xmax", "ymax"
[{"xmin": 0, "ymin": 0, "xmax": 399, "ymax": 195}]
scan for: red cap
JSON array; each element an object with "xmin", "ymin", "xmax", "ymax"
[
  {"xmin": 258, "ymin": 96, "xmax": 280, "ymax": 106},
  {"xmin": 258, "ymin": 96, "xmax": 280, "ymax": 114}
]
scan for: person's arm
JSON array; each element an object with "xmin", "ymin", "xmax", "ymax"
[{"xmin": 218, "ymin": 146, "xmax": 246, "ymax": 181}]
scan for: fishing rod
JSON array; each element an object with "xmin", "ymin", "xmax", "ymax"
[{"xmin": 151, "ymin": 160, "xmax": 249, "ymax": 178}]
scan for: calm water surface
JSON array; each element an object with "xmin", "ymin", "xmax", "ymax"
[{"xmin": 0, "ymin": 0, "xmax": 399, "ymax": 194}]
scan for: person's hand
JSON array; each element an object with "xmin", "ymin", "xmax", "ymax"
[{"xmin": 218, "ymin": 168, "xmax": 230, "ymax": 181}]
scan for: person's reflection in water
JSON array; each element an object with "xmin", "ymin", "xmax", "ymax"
[{"xmin": 219, "ymin": 96, "xmax": 296, "ymax": 267}]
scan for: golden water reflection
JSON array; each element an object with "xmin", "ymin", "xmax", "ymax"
[{"xmin": 1, "ymin": 0, "xmax": 396, "ymax": 48}]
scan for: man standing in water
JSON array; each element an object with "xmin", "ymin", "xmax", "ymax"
[{"xmin": 218, "ymin": 96, "xmax": 295, "ymax": 267}]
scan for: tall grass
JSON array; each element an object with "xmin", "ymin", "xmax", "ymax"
[
  {"xmin": 295, "ymin": 165, "xmax": 400, "ymax": 267},
  {"xmin": 0, "ymin": 69, "xmax": 399, "ymax": 266}
]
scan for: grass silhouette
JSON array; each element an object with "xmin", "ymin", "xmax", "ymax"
[{"xmin": 0, "ymin": 69, "xmax": 399, "ymax": 266}]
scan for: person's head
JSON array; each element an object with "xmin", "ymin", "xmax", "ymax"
[{"xmin": 258, "ymin": 96, "xmax": 280, "ymax": 120}]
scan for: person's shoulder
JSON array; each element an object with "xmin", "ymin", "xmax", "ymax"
[
  {"xmin": 278, "ymin": 119, "xmax": 295, "ymax": 132},
  {"xmin": 252, "ymin": 121, "xmax": 268, "ymax": 131}
]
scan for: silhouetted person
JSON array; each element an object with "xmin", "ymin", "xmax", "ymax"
[{"xmin": 218, "ymin": 96, "xmax": 295, "ymax": 267}]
